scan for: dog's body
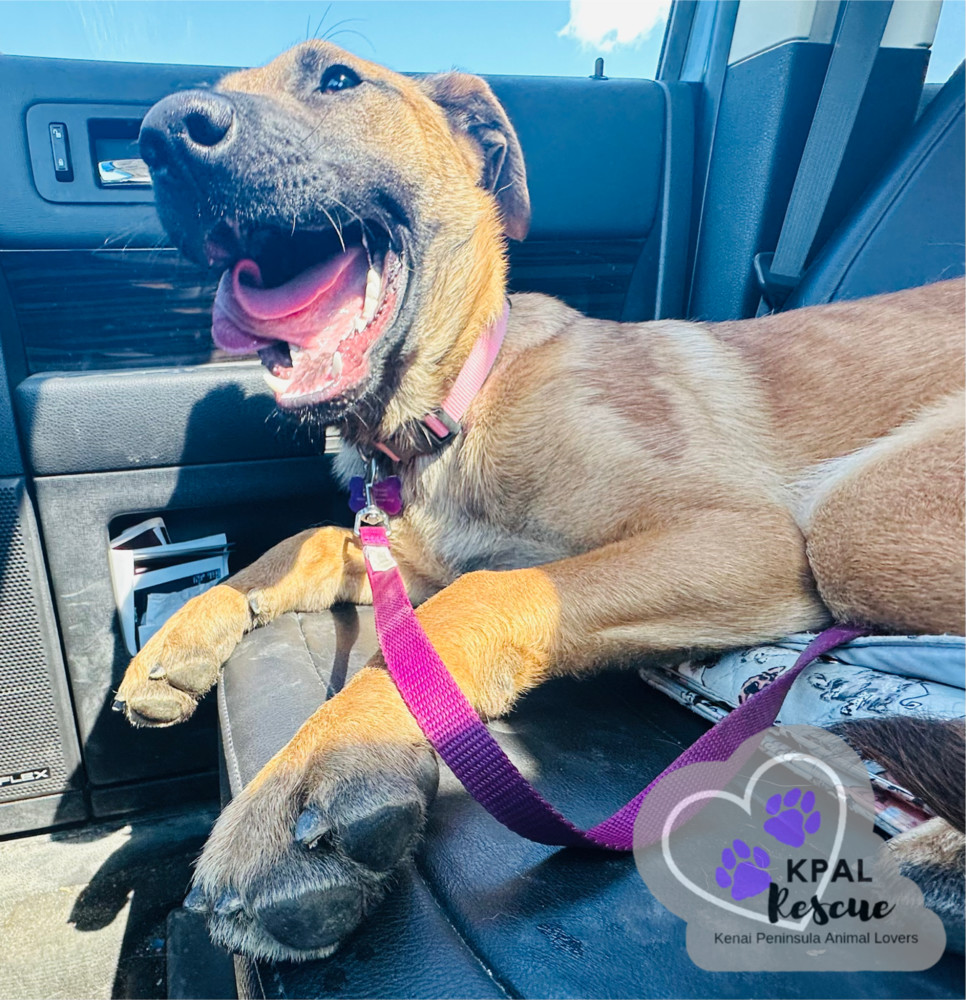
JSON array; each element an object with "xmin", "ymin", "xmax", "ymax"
[{"xmin": 117, "ymin": 41, "xmax": 965, "ymax": 961}]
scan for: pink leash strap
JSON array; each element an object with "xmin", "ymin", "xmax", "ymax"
[{"xmin": 360, "ymin": 524, "xmax": 866, "ymax": 851}]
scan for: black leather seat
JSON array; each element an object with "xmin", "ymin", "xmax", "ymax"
[
  {"xmin": 219, "ymin": 610, "xmax": 963, "ymax": 999},
  {"xmin": 215, "ymin": 62, "xmax": 966, "ymax": 1000}
]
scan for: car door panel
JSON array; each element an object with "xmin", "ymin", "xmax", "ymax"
[
  {"xmin": 0, "ymin": 342, "xmax": 85, "ymax": 835},
  {"xmin": 34, "ymin": 457, "xmax": 344, "ymax": 791},
  {"xmin": 15, "ymin": 363, "xmax": 316, "ymax": 474}
]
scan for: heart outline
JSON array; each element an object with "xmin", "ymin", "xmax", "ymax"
[{"xmin": 660, "ymin": 752, "xmax": 848, "ymax": 931}]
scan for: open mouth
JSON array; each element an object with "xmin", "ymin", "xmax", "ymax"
[{"xmin": 211, "ymin": 222, "xmax": 402, "ymax": 409}]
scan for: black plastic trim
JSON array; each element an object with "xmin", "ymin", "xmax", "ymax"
[
  {"xmin": 15, "ymin": 362, "xmax": 322, "ymax": 475},
  {"xmin": 0, "ymin": 788, "xmax": 87, "ymax": 837}
]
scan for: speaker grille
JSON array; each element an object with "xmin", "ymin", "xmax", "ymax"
[{"xmin": 0, "ymin": 481, "xmax": 71, "ymax": 801}]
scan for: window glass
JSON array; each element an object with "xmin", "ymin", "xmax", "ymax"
[
  {"xmin": 926, "ymin": 0, "xmax": 965, "ymax": 82},
  {"xmin": 0, "ymin": 0, "xmax": 670, "ymax": 78}
]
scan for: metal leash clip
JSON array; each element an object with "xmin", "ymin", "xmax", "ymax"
[{"xmin": 353, "ymin": 456, "xmax": 394, "ymax": 536}]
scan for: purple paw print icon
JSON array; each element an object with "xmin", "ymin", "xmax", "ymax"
[
  {"xmin": 715, "ymin": 839, "xmax": 772, "ymax": 901},
  {"xmin": 764, "ymin": 788, "xmax": 821, "ymax": 848}
]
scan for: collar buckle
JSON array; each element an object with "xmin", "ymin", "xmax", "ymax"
[{"xmin": 422, "ymin": 407, "xmax": 462, "ymax": 442}]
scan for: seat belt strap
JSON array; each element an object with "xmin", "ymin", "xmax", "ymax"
[{"xmin": 755, "ymin": 0, "xmax": 894, "ymax": 314}]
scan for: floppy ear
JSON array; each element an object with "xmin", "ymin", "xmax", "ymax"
[{"xmin": 419, "ymin": 72, "xmax": 531, "ymax": 241}]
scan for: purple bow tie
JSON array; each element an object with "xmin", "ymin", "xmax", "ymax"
[{"xmin": 349, "ymin": 476, "xmax": 403, "ymax": 516}]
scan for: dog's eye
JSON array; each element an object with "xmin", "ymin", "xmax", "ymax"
[{"xmin": 319, "ymin": 65, "xmax": 361, "ymax": 93}]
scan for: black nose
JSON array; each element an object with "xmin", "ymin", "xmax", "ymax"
[{"xmin": 140, "ymin": 90, "xmax": 235, "ymax": 170}]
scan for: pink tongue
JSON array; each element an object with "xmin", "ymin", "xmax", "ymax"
[
  {"xmin": 212, "ymin": 245, "xmax": 367, "ymax": 353},
  {"xmin": 232, "ymin": 248, "xmax": 364, "ymax": 319}
]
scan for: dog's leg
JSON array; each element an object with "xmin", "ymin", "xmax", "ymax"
[
  {"xmin": 890, "ymin": 818, "xmax": 965, "ymax": 954},
  {"xmin": 190, "ymin": 506, "xmax": 827, "ymax": 961},
  {"xmin": 803, "ymin": 389, "xmax": 965, "ymax": 634},
  {"xmin": 115, "ymin": 526, "xmax": 371, "ymax": 726}
]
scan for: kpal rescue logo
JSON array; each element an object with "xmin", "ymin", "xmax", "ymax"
[{"xmin": 633, "ymin": 726, "xmax": 946, "ymax": 971}]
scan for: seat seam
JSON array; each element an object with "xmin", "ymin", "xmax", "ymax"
[
  {"xmin": 295, "ymin": 612, "xmax": 340, "ymax": 697},
  {"xmin": 412, "ymin": 850, "xmax": 518, "ymax": 999},
  {"xmin": 217, "ymin": 670, "xmax": 245, "ymax": 798}
]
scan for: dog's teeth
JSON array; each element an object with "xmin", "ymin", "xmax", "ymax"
[
  {"xmin": 262, "ymin": 370, "xmax": 290, "ymax": 393},
  {"xmin": 353, "ymin": 316, "xmax": 367, "ymax": 333},
  {"xmin": 331, "ymin": 351, "xmax": 343, "ymax": 378},
  {"xmin": 362, "ymin": 266, "xmax": 381, "ymax": 322}
]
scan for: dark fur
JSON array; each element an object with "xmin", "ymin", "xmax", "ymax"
[
  {"xmin": 834, "ymin": 716, "xmax": 966, "ymax": 953},
  {"xmin": 833, "ymin": 716, "xmax": 965, "ymax": 831}
]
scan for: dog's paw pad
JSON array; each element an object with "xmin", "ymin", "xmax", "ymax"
[
  {"xmin": 337, "ymin": 798, "xmax": 423, "ymax": 871},
  {"xmin": 256, "ymin": 885, "xmax": 364, "ymax": 952}
]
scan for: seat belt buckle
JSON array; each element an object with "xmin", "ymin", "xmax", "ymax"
[{"xmin": 754, "ymin": 252, "xmax": 800, "ymax": 313}]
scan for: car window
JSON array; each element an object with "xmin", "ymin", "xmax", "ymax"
[
  {"xmin": 2, "ymin": 1, "xmax": 672, "ymax": 374},
  {"xmin": 926, "ymin": 0, "xmax": 966, "ymax": 82},
  {"xmin": 0, "ymin": 0, "xmax": 670, "ymax": 78}
]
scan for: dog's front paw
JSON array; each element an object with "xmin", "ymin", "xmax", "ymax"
[
  {"xmin": 114, "ymin": 584, "xmax": 252, "ymax": 726},
  {"xmin": 187, "ymin": 739, "xmax": 439, "ymax": 961}
]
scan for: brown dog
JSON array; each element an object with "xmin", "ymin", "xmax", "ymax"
[{"xmin": 117, "ymin": 41, "xmax": 966, "ymax": 961}]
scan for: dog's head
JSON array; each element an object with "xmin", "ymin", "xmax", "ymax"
[{"xmin": 139, "ymin": 41, "xmax": 529, "ymax": 429}]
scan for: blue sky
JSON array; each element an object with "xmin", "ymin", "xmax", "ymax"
[
  {"xmin": 0, "ymin": 1, "xmax": 670, "ymax": 78},
  {"xmin": 1, "ymin": 1, "xmax": 961, "ymax": 82}
]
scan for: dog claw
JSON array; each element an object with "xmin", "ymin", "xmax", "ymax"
[
  {"xmin": 111, "ymin": 699, "xmax": 126, "ymax": 713},
  {"xmin": 294, "ymin": 805, "xmax": 330, "ymax": 849},
  {"xmin": 184, "ymin": 884, "xmax": 208, "ymax": 913},
  {"xmin": 247, "ymin": 591, "xmax": 262, "ymax": 616},
  {"xmin": 213, "ymin": 887, "xmax": 244, "ymax": 917},
  {"xmin": 148, "ymin": 663, "xmax": 166, "ymax": 680}
]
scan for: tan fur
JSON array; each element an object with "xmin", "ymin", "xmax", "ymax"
[
  {"xmin": 218, "ymin": 48, "xmax": 512, "ymax": 448},
  {"xmin": 806, "ymin": 391, "xmax": 965, "ymax": 633},
  {"xmin": 116, "ymin": 34, "xmax": 965, "ymax": 799},
  {"xmin": 888, "ymin": 816, "xmax": 966, "ymax": 949},
  {"xmin": 892, "ymin": 817, "xmax": 965, "ymax": 871},
  {"xmin": 115, "ymin": 41, "xmax": 966, "ymax": 958}
]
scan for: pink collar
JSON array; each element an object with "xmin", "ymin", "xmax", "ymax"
[{"xmin": 374, "ymin": 301, "xmax": 509, "ymax": 462}]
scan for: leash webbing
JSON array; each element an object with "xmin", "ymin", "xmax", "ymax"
[{"xmin": 359, "ymin": 525, "xmax": 866, "ymax": 851}]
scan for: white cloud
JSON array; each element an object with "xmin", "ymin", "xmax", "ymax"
[{"xmin": 558, "ymin": 0, "xmax": 671, "ymax": 53}]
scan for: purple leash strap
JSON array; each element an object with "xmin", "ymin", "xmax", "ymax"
[{"xmin": 360, "ymin": 524, "xmax": 866, "ymax": 851}]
